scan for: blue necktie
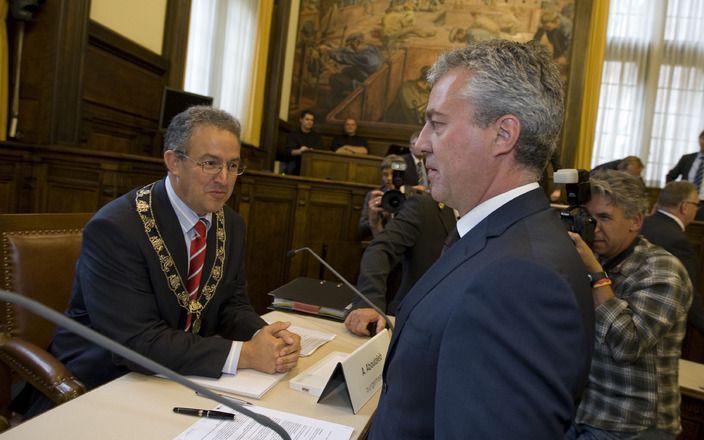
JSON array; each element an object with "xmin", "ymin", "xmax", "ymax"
[{"xmin": 694, "ymin": 158, "xmax": 704, "ymax": 192}]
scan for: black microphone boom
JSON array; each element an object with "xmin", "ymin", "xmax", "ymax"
[
  {"xmin": 0, "ymin": 289, "xmax": 291, "ymax": 440},
  {"xmin": 288, "ymin": 247, "xmax": 394, "ymax": 331}
]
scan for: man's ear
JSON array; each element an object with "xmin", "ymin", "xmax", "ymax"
[
  {"xmin": 164, "ymin": 150, "xmax": 181, "ymax": 176},
  {"xmin": 492, "ymin": 115, "xmax": 521, "ymax": 157},
  {"xmin": 630, "ymin": 212, "xmax": 644, "ymax": 232}
]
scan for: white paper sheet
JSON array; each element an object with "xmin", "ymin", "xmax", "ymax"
[
  {"xmin": 264, "ymin": 321, "xmax": 336, "ymax": 357},
  {"xmin": 173, "ymin": 404, "xmax": 354, "ymax": 440}
]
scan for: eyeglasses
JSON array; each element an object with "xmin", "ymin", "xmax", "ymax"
[
  {"xmin": 176, "ymin": 152, "xmax": 246, "ymax": 176},
  {"xmin": 683, "ymin": 201, "xmax": 700, "ymax": 208}
]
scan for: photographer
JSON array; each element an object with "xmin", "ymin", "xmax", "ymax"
[
  {"xmin": 346, "ymin": 188, "xmax": 456, "ymax": 336},
  {"xmin": 358, "ymin": 154, "xmax": 404, "ymax": 240},
  {"xmin": 566, "ymin": 170, "xmax": 692, "ymax": 439}
]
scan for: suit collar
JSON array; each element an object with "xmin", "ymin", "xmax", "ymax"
[{"xmin": 654, "ymin": 209, "xmax": 685, "ymax": 231}]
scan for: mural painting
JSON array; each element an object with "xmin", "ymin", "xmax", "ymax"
[{"xmin": 288, "ymin": 0, "xmax": 575, "ymax": 129}]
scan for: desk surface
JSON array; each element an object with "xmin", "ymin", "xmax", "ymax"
[
  {"xmin": 0, "ymin": 311, "xmax": 378, "ymax": 439},
  {"xmin": 680, "ymin": 358, "xmax": 704, "ymax": 400}
]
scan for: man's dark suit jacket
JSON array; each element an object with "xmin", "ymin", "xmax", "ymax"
[
  {"xmin": 369, "ymin": 189, "xmax": 594, "ymax": 439},
  {"xmin": 355, "ymin": 192, "xmax": 456, "ymax": 314},
  {"xmin": 641, "ymin": 211, "xmax": 704, "ymax": 333},
  {"xmin": 49, "ymin": 179, "xmax": 265, "ymax": 389},
  {"xmin": 666, "ymin": 152, "xmax": 698, "ymax": 182}
]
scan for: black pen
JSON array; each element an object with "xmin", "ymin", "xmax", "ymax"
[{"xmin": 173, "ymin": 407, "xmax": 235, "ymax": 420}]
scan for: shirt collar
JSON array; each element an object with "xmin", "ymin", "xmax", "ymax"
[
  {"xmin": 657, "ymin": 208, "xmax": 685, "ymax": 231},
  {"xmin": 456, "ymin": 182, "xmax": 540, "ymax": 237},
  {"xmin": 165, "ymin": 176, "xmax": 212, "ymax": 235}
]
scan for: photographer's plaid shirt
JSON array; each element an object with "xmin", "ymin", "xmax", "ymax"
[{"xmin": 575, "ymin": 237, "xmax": 692, "ymax": 434}]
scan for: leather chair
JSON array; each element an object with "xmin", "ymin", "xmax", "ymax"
[{"xmin": 0, "ymin": 213, "xmax": 93, "ymax": 430}]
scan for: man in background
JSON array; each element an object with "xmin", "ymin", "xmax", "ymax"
[
  {"xmin": 369, "ymin": 40, "xmax": 594, "ymax": 439},
  {"xmin": 667, "ymin": 130, "xmax": 704, "ymax": 219},
  {"xmin": 568, "ymin": 171, "xmax": 691, "ymax": 438},
  {"xmin": 641, "ymin": 180, "xmax": 704, "ymax": 334},
  {"xmin": 284, "ymin": 110, "xmax": 323, "ymax": 175},
  {"xmin": 332, "ymin": 117, "xmax": 368, "ymax": 154}
]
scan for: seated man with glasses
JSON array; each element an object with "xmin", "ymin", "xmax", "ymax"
[
  {"xmin": 641, "ymin": 180, "xmax": 704, "ymax": 335},
  {"xmin": 14, "ymin": 106, "xmax": 301, "ymax": 418}
]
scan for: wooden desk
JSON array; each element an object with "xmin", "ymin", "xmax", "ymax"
[
  {"xmin": 300, "ymin": 150, "xmax": 382, "ymax": 186},
  {"xmin": 0, "ymin": 311, "xmax": 378, "ymax": 439},
  {"xmin": 680, "ymin": 359, "xmax": 704, "ymax": 439}
]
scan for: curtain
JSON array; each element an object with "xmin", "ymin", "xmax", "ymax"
[
  {"xmin": 184, "ymin": 0, "xmax": 269, "ymax": 146},
  {"xmin": 591, "ymin": 0, "xmax": 704, "ymax": 187},
  {"xmin": 574, "ymin": 0, "xmax": 610, "ymax": 169},
  {"xmin": 0, "ymin": 0, "xmax": 9, "ymax": 141}
]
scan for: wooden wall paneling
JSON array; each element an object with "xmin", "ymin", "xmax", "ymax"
[
  {"xmin": 10, "ymin": 0, "xmax": 90, "ymax": 145},
  {"xmin": 0, "ymin": 148, "xmax": 28, "ymax": 213},
  {"xmin": 40, "ymin": 158, "xmax": 102, "ymax": 213},
  {"xmin": 81, "ymin": 22, "xmax": 168, "ymax": 156},
  {"xmin": 235, "ymin": 174, "xmax": 298, "ymax": 314}
]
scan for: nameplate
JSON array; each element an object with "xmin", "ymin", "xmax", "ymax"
[{"xmin": 317, "ymin": 330, "xmax": 391, "ymax": 414}]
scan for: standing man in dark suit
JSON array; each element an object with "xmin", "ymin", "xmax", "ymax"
[
  {"xmin": 18, "ymin": 106, "xmax": 301, "ymax": 417},
  {"xmin": 369, "ymin": 41, "xmax": 594, "ymax": 439},
  {"xmin": 641, "ymin": 181, "xmax": 704, "ymax": 334},
  {"xmin": 345, "ymin": 190, "xmax": 456, "ymax": 335},
  {"xmin": 666, "ymin": 130, "xmax": 704, "ymax": 184}
]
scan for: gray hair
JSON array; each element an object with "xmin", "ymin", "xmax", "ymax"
[
  {"xmin": 163, "ymin": 105, "xmax": 241, "ymax": 153},
  {"xmin": 590, "ymin": 170, "xmax": 649, "ymax": 218},
  {"xmin": 426, "ymin": 40, "xmax": 564, "ymax": 177},
  {"xmin": 657, "ymin": 181, "xmax": 697, "ymax": 209},
  {"xmin": 381, "ymin": 154, "xmax": 404, "ymax": 170}
]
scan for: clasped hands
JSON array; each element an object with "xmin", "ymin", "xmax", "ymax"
[{"xmin": 240, "ymin": 321, "xmax": 301, "ymax": 374}]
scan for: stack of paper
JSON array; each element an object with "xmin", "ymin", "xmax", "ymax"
[{"xmin": 186, "ymin": 369, "xmax": 286, "ymax": 400}]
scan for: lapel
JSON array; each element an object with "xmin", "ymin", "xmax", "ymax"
[{"xmin": 386, "ymin": 189, "xmax": 550, "ymax": 358}]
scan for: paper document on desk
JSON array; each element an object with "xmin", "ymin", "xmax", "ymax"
[
  {"xmin": 186, "ymin": 369, "xmax": 286, "ymax": 400},
  {"xmin": 173, "ymin": 403, "xmax": 353, "ymax": 440},
  {"xmin": 264, "ymin": 321, "xmax": 336, "ymax": 357}
]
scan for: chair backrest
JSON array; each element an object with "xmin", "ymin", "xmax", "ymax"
[{"xmin": 0, "ymin": 213, "xmax": 93, "ymax": 349}]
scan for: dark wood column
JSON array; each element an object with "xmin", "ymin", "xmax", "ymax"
[
  {"xmin": 10, "ymin": 0, "xmax": 89, "ymax": 145},
  {"xmin": 260, "ymin": 0, "xmax": 292, "ymax": 167},
  {"xmin": 162, "ymin": 0, "xmax": 192, "ymax": 89}
]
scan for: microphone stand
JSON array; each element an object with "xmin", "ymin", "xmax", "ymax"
[
  {"xmin": 0, "ymin": 289, "xmax": 291, "ymax": 440},
  {"xmin": 288, "ymin": 247, "xmax": 394, "ymax": 332}
]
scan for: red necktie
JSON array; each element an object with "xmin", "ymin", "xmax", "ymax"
[{"xmin": 184, "ymin": 219, "xmax": 207, "ymax": 331}]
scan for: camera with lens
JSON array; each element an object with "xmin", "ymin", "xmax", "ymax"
[
  {"xmin": 553, "ymin": 169, "xmax": 596, "ymax": 246},
  {"xmin": 381, "ymin": 160, "xmax": 408, "ymax": 214}
]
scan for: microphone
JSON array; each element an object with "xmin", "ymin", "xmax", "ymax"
[
  {"xmin": 287, "ymin": 247, "xmax": 394, "ymax": 332},
  {"xmin": 0, "ymin": 289, "xmax": 291, "ymax": 440}
]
